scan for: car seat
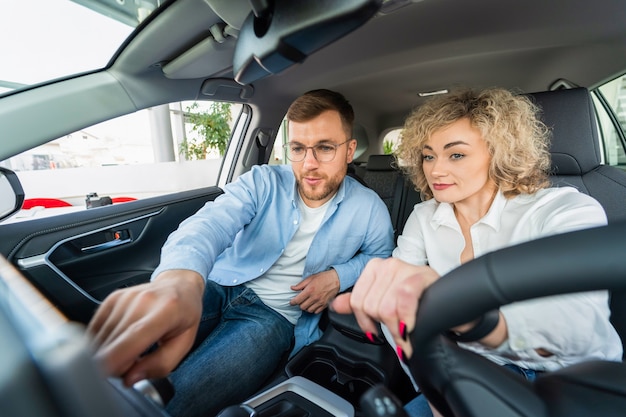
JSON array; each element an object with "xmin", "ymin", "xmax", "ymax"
[
  {"xmin": 529, "ymin": 87, "xmax": 626, "ymax": 354},
  {"xmin": 361, "ymin": 154, "xmax": 403, "ymax": 213},
  {"xmin": 361, "ymin": 154, "xmax": 413, "ymax": 240},
  {"xmin": 530, "ymin": 87, "xmax": 626, "ymax": 224}
]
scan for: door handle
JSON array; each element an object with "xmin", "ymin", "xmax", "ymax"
[{"xmin": 81, "ymin": 229, "xmax": 131, "ymax": 254}]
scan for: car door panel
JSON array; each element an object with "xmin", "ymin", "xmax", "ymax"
[{"xmin": 0, "ymin": 186, "xmax": 224, "ymax": 323}]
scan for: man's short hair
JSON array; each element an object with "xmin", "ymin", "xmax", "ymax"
[{"xmin": 286, "ymin": 89, "xmax": 354, "ymax": 138}]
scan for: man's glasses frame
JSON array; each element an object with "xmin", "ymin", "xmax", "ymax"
[{"xmin": 283, "ymin": 139, "xmax": 351, "ymax": 163}]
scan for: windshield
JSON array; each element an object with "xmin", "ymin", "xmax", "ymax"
[{"xmin": 0, "ymin": 0, "xmax": 160, "ymax": 95}]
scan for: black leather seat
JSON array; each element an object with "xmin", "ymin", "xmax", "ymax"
[
  {"xmin": 405, "ymin": 88, "xmax": 626, "ymax": 416},
  {"xmin": 361, "ymin": 154, "xmax": 413, "ymax": 240},
  {"xmin": 529, "ymin": 87, "xmax": 626, "ymax": 353},
  {"xmin": 530, "ymin": 87, "xmax": 626, "ymax": 224},
  {"xmin": 362, "ymin": 154, "xmax": 403, "ymax": 213}
]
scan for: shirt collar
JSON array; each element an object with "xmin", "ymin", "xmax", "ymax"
[
  {"xmin": 430, "ymin": 190, "xmax": 506, "ymax": 231},
  {"xmin": 480, "ymin": 190, "xmax": 506, "ymax": 231},
  {"xmin": 334, "ymin": 177, "xmax": 347, "ymax": 204}
]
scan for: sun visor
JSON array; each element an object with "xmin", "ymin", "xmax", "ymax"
[
  {"xmin": 163, "ymin": 24, "xmax": 239, "ymax": 79},
  {"xmin": 233, "ymin": 0, "xmax": 382, "ymax": 85}
]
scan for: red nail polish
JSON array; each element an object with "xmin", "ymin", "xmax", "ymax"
[
  {"xmin": 365, "ymin": 331, "xmax": 375, "ymax": 343},
  {"xmin": 399, "ymin": 321, "xmax": 407, "ymax": 340},
  {"xmin": 396, "ymin": 345, "xmax": 408, "ymax": 365}
]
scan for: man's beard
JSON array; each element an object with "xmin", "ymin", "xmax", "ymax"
[{"xmin": 296, "ymin": 173, "xmax": 342, "ymax": 203}]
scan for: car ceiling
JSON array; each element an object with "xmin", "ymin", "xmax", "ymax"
[
  {"xmin": 3, "ymin": 0, "xmax": 625, "ymax": 163},
  {"xmin": 108, "ymin": 0, "xmax": 626, "ymax": 137}
]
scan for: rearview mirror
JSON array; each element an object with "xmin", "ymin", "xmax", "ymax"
[
  {"xmin": 233, "ymin": 0, "xmax": 382, "ymax": 85},
  {"xmin": 0, "ymin": 167, "xmax": 25, "ymax": 222}
]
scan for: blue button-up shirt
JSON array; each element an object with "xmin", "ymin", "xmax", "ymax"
[{"xmin": 152, "ymin": 164, "xmax": 394, "ymax": 354}]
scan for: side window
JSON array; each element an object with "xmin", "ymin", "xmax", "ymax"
[
  {"xmin": 594, "ymin": 74, "xmax": 626, "ymax": 169},
  {"xmin": 1, "ymin": 101, "xmax": 244, "ymax": 220}
]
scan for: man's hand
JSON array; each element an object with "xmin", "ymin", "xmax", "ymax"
[
  {"xmin": 290, "ymin": 269, "xmax": 340, "ymax": 314},
  {"xmin": 87, "ymin": 269, "xmax": 205, "ymax": 386},
  {"xmin": 331, "ymin": 258, "xmax": 439, "ymax": 358}
]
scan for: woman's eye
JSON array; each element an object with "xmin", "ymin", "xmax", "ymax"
[
  {"xmin": 422, "ymin": 154, "xmax": 434, "ymax": 161},
  {"xmin": 451, "ymin": 153, "xmax": 465, "ymax": 160}
]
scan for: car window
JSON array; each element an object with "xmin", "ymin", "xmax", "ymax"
[
  {"xmin": 0, "ymin": 0, "xmax": 154, "ymax": 96},
  {"xmin": 594, "ymin": 74, "xmax": 626, "ymax": 169},
  {"xmin": 0, "ymin": 100, "xmax": 244, "ymax": 221}
]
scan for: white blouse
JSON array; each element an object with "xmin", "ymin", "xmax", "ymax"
[{"xmin": 394, "ymin": 186, "xmax": 623, "ymax": 371}]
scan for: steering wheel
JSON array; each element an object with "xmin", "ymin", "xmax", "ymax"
[{"xmin": 406, "ymin": 222, "xmax": 626, "ymax": 417}]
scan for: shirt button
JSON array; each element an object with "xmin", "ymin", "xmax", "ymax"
[
  {"xmin": 233, "ymin": 279, "xmax": 238, "ymax": 284},
  {"xmin": 293, "ymin": 220, "xmax": 298, "ymax": 225},
  {"xmin": 260, "ymin": 268, "xmax": 264, "ymax": 273}
]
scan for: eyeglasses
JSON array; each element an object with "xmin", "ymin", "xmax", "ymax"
[{"xmin": 283, "ymin": 139, "xmax": 351, "ymax": 162}]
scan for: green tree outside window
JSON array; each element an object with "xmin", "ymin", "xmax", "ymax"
[
  {"xmin": 383, "ymin": 138, "xmax": 396, "ymax": 155},
  {"xmin": 180, "ymin": 102, "xmax": 232, "ymax": 160}
]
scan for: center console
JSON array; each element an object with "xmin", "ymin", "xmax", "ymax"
[
  {"xmin": 245, "ymin": 376, "xmax": 354, "ymax": 417},
  {"xmin": 233, "ymin": 311, "xmax": 417, "ymax": 417}
]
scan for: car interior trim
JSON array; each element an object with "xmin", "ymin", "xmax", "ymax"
[{"xmin": 16, "ymin": 209, "xmax": 165, "ymax": 305}]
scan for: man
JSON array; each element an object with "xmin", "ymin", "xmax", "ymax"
[{"xmin": 88, "ymin": 89, "xmax": 394, "ymax": 417}]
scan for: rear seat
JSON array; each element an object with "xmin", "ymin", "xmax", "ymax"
[
  {"xmin": 360, "ymin": 154, "xmax": 421, "ymax": 241},
  {"xmin": 393, "ymin": 175, "xmax": 421, "ymax": 240},
  {"xmin": 361, "ymin": 154, "xmax": 402, "ymax": 213}
]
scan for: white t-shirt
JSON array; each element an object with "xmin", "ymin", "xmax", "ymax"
[
  {"xmin": 246, "ymin": 193, "xmax": 330, "ymax": 324},
  {"xmin": 394, "ymin": 186, "xmax": 622, "ymax": 371}
]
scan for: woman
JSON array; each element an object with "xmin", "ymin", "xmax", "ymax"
[{"xmin": 331, "ymin": 88, "xmax": 622, "ymax": 416}]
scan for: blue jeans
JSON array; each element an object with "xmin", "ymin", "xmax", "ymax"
[
  {"xmin": 166, "ymin": 281, "xmax": 294, "ymax": 417},
  {"xmin": 404, "ymin": 364, "xmax": 542, "ymax": 417}
]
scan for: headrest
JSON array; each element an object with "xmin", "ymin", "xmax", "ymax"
[
  {"xmin": 366, "ymin": 154, "xmax": 396, "ymax": 171},
  {"xmin": 526, "ymin": 87, "xmax": 602, "ymax": 175}
]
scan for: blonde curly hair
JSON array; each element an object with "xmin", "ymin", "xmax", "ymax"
[{"xmin": 397, "ymin": 88, "xmax": 551, "ymax": 200}]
